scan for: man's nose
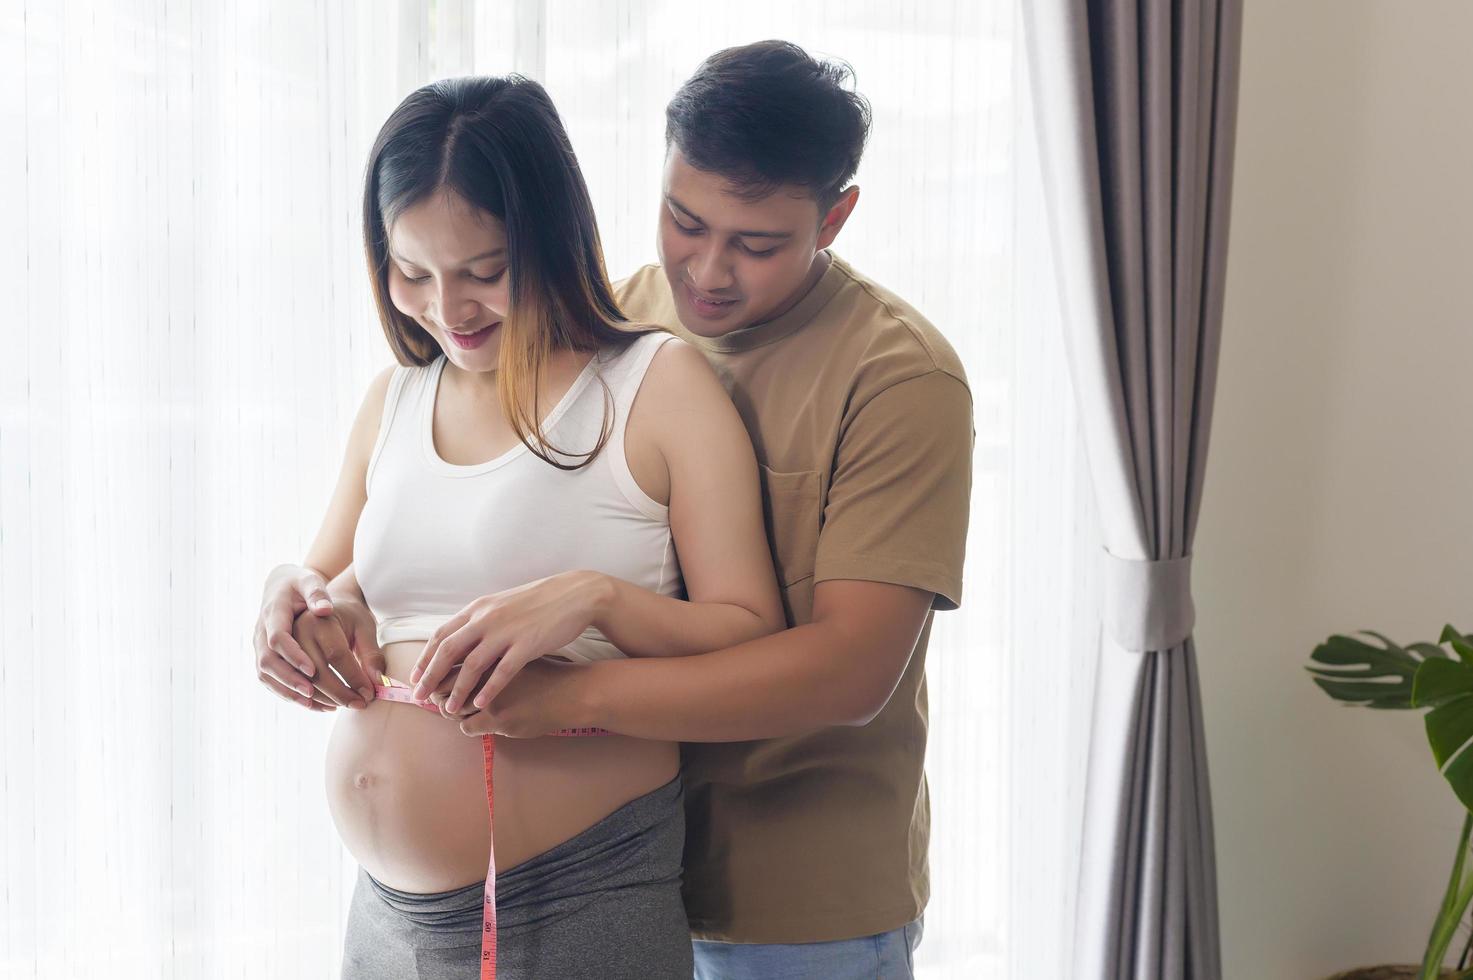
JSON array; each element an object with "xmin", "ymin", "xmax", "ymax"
[{"xmin": 688, "ymin": 245, "xmax": 735, "ymax": 293}]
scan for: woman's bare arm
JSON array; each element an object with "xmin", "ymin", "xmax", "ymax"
[
  {"xmin": 253, "ymin": 367, "xmax": 393, "ymax": 709},
  {"xmin": 301, "ymin": 367, "xmax": 394, "ymax": 579},
  {"xmin": 587, "ymin": 337, "xmax": 784, "ymax": 657}
]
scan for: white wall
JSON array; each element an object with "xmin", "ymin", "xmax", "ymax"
[{"xmin": 1195, "ymin": 1, "xmax": 1473, "ymax": 977}]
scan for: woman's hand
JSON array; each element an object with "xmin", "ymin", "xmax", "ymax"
[
  {"xmin": 409, "ymin": 571, "xmax": 613, "ymax": 714},
  {"xmin": 255, "ymin": 564, "xmax": 340, "ymax": 711}
]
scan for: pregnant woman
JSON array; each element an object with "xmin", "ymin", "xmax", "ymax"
[{"xmin": 283, "ymin": 76, "xmax": 783, "ymax": 978}]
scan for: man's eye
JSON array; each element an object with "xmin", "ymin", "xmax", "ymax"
[
  {"xmin": 673, "ymin": 218, "xmax": 702, "ymax": 235},
  {"xmin": 740, "ymin": 242, "xmax": 778, "ymax": 258}
]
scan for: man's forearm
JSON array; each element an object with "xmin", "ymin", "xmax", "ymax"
[{"xmin": 578, "ymin": 622, "xmax": 894, "ymax": 742}]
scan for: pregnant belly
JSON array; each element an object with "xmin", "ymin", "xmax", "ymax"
[{"xmin": 324, "ymin": 641, "xmax": 679, "ymax": 894}]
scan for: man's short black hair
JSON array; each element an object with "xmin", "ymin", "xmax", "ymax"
[{"xmin": 665, "ymin": 40, "xmax": 872, "ymax": 211}]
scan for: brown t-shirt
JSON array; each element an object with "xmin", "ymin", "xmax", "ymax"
[{"xmin": 615, "ymin": 252, "xmax": 973, "ymax": 944}]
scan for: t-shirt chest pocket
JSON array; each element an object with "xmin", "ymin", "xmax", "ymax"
[{"xmin": 757, "ymin": 465, "xmax": 822, "ymax": 591}]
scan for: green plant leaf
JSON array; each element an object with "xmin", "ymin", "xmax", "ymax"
[
  {"xmin": 1442, "ymin": 735, "xmax": 1473, "ymax": 814},
  {"xmin": 1306, "ymin": 631, "xmax": 1446, "ymax": 709},
  {"xmin": 1310, "ymin": 626, "xmax": 1473, "ymax": 972},
  {"xmin": 1414, "ymin": 629, "xmax": 1473, "ymax": 813},
  {"xmin": 1443, "ymin": 625, "xmax": 1473, "ymax": 664},
  {"xmin": 1428, "ymin": 696, "xmax": 1473, "ymax": 770},
  {"xmin": 1417, "ymin": 658, "xmax": 1473, "ymax": 708}
]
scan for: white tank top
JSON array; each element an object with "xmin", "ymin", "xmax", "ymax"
[{"xmin": 353, "ymin": 330, "xmax": 682, "ymax": 661}]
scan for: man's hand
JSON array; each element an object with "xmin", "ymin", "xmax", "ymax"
[{"xmin": 453, "ymin": 659, "xmax": 593, "ymax": 739}]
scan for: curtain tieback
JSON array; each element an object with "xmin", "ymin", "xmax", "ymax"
[{"xmin": 1103, "ymin": 550, "xmax": 1196, "ymax": 652}]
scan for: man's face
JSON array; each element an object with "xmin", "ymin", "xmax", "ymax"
[{"xmin": 657, "ymin": 147, "xmax": 841, "ymax": 337}]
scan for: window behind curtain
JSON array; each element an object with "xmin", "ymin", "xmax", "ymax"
[{"xmin": 0, "ymin": 2, "xmax": 1096, "ymax": 977}]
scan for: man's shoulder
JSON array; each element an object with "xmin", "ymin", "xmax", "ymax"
[
  {"xmin": 613, "ymin": 263, "xmax": 671, "ymax": 311},
  {"xmin": 824, "ymin": 255, "xmax": 969, "ymax": 394}
]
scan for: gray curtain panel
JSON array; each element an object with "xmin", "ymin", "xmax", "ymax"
[{"xmin": 1022, "ymin": 1, "xmax": 1243, "ymax": 978}]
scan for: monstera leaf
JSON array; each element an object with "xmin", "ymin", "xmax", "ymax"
[
  {"xmin": 1307, "ymin": 625, "xmax": 1473, "ymax": 979},
  {"xmin": 1414, "ymin": 627, "xmax": 1473, "ymax": 812},
  {"xmin": 1307, "ymin": 631, "xmax": 1450, "ymax": 709}
]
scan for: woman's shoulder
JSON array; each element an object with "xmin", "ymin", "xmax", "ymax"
[
  {"xmin": 359, "ymin": 364, "xmax": 398, "ymax": 423},
  {"xmin": 622, "ymin": 333, "xmax": 741, "ymax": 464},
  {"xmin": 605, "ymin": 323, "xmax": 674, "ymax": 353},
  {"xmin": 362, "ymin": 356, "xmax": 440, "ymax": 414},
  {"xmin": 606, "ymin": 328, "xmax": 714, "ymax": 395},
  {"xmin": 338, "ymin": 364, "xmax": 400, "ymax": 472},
  {"xmin": 616, "ymin": 326, "xmax": 752, "ymax": 504},
  {"xmin": 349, "ymin": 356, "xmax": 442, "ymax": 454},
  {"xmin": 593, "ymin": 326, "xmax": 689, "ymax": 382}
]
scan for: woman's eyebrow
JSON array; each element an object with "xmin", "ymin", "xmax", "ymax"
[{"xmin": 389, "ymin": 247, "xmax": 506, "ymax": 267}]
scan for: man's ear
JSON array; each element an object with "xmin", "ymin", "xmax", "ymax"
[{"xmin": 816, "ymin": 186, "xmax": 860, "ymax": 249}]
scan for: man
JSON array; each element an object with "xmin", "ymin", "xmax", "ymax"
[{"xmin": 255, "ymin": 40, "xmax": 972, "ymax": 979}]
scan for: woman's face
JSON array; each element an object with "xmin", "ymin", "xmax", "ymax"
[{"xmin": 386, "ymin": 189, "xmax": 510, "ymax": 374}]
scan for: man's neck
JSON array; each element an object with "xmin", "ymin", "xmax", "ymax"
[{"xmin": 753, "ymin": 250, "xmax": 832, "ymax": 328}]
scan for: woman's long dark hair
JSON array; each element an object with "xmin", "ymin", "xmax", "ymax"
[{"xmin": 363, "ymin": 75, "xmax": 646, "ymax": 469}]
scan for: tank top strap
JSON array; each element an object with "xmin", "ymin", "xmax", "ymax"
[
  {"xmin": 601, "ymin": 330, "xmax": 679, "ymax": 520},
  {"xmin": 602, "ymin": 330, "xmax": 679, "ymax": 418},
  {"xmin": 365, "ymin": 361, "xmax": 434, "ymax": 495}
]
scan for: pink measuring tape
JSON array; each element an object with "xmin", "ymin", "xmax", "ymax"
[{"xmin": 370, "ymin": 673, "xmax": 607, "ymax": 980}]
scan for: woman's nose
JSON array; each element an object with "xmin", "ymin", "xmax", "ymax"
[{"xmin": 433, "ymin": 286, "xmax": 479, "ymax": 328}]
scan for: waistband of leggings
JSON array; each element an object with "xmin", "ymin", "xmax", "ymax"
[
  {"xmin": 363, "ymin": 773, "xmax": 683, "ymax": 919},
  {"xmin": 364, "ymin": 868, "xmax": 485, "ymax": 925}
]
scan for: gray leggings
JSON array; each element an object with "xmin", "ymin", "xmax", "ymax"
[{"xmin": 340, "ymin": 775, "xmax": 691, "ymax": 980}]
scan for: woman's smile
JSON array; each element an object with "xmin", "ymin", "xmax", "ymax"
[{"xmin": 446, "ymin": 321, "xmax": 500, "ymax": 350}]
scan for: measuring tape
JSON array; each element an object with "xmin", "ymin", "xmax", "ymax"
[{"xmin": 369, "ymin": 673, "xmax": 607, "ymax": 979}]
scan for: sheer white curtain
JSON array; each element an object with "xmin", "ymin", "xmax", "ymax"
[
  {"xmin": 1, "ymin": 3, "xmax": 411, "ymax": 976},
  {"xmin": 0, "ymin": 2, "xmax": 1096, "ymax": 978}
]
